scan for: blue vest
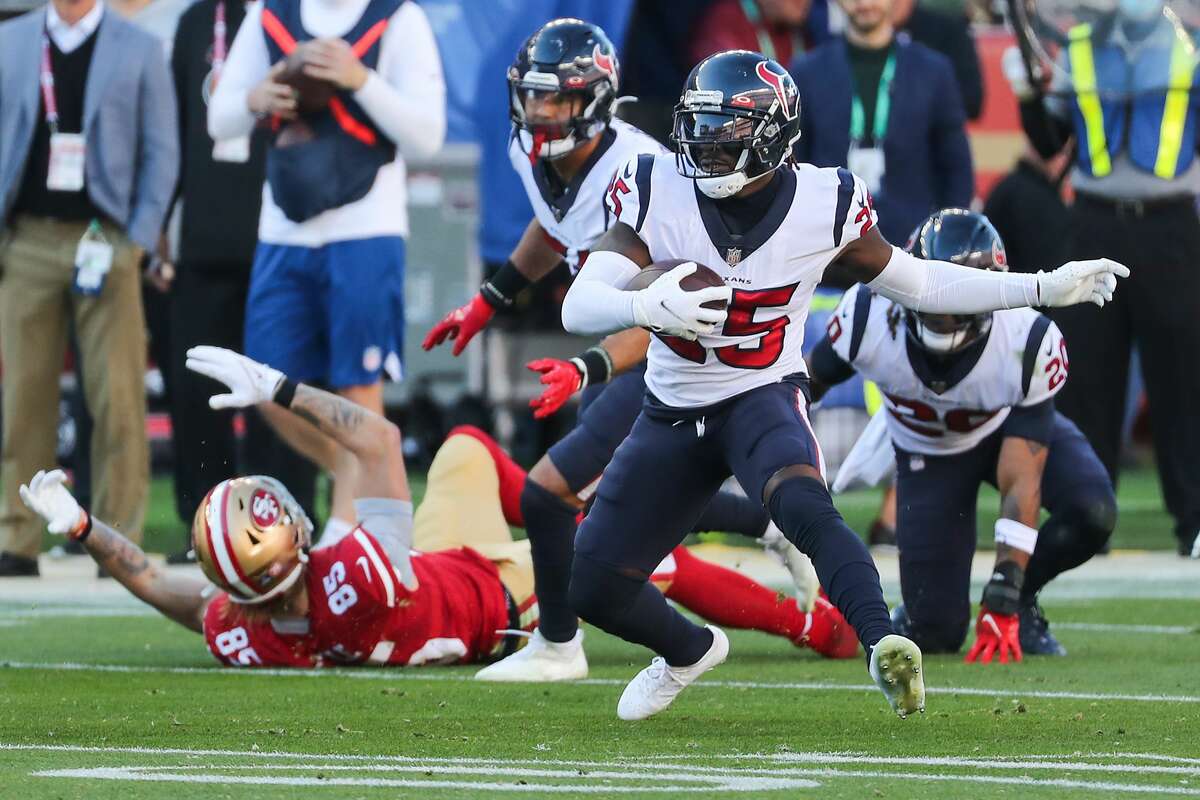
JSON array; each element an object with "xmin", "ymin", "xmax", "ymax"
[
  {"xmin": 1067, "ymin": 21, "xmax": 1200, "ymax": 180},
  {"xmin": 261, "ymin": 0, "xmax": 402, "ymax": 222}
]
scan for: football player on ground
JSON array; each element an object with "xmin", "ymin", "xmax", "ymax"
[
  {"xmin": 18, "ymin": 347, "xmax": 857, "ymax": 668},
  {"xmin": 422, "ymin": 19, "xmax": 817, "ymax": 681},
  {"xmin": 558, "ymin": 49, "xmax": 1128, "ymax": 720},
  {"xmin": 807, "ymin": 209, "xmax": 1116, "ymax": 663}
]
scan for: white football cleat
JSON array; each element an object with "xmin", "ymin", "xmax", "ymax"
[
  {"xmin": 474, "ymin": 629, "xmax": 588, "ymax": 682},
  {"xmin": 869, "ymin": 634, "xmax": 926, "ymax": 719},
  {"xmin": 759, "ymin": 521, "xmax": 819, "ymax": 612},
  {"xmin": 617, "ymin": 625, "xmax": 729, "ymax": 721}
]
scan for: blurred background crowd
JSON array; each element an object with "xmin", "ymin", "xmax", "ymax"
[{"xmin": 0, "ymin": 0, "xmax": 1195, "ymax": 576}]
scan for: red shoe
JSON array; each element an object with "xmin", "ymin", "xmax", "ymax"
[{"xmin": 796, "ymin": 594, "xmax": 860, "ymax": 659}]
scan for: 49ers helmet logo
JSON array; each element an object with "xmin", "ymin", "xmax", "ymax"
[
  {"xmin": 249, "ymin": 489, "xmax": 281, "ymax": 529},
  {"xmin": 755, "ymin": 61, "xmax": 796, "ymax": 120}
]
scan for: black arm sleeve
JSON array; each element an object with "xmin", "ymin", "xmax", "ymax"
[
  {"xmin": 1000, "ymin": 398, "xmax": 1055, "ymax": 444},
  {"xmin": 809, "ymin": 336, "xmax": 857, "ymax": 390},
  {"xmin": 1019, "ymin": 97, "xmax": 1073, "ymax": 160}
]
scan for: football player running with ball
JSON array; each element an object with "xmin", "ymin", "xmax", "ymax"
[
  {"xmin": 424, "ymin": 19, "xmax": 819, "ymax": 681},
  {"xmin": 808, "ymin": 209, "xmax": 1116, "ymax": 663},
  {"xmin": 559, "ymin": 49, "xmax": 1128, "ymax": 721},
  {"xmin": 18, "ymin": 347, "xmax": 857, "ymax": 669}
]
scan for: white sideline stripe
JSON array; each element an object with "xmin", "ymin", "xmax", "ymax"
[
  {"xmin": 1054, "ymin": 622, "xmax": 1197, "ymax": 635},
  {"xmin": 0, "ymin": 608, "xmax": 155, "ymax": 619},
  {"xmin": 695, "ymin": 751, "xmax": 1200, "ymax": 776},
  {"xmin": 15, "ymin": 745, "xmax": 1200, "ymax": 796},
  {"xmin": 31, "ymin": 767, "xmax": 817, "ymax": 793},
  {"xmin": 4, "ymin": 661, "xmax": 1200, "ymax": 704}
]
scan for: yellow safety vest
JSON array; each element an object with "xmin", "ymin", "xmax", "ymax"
[{"xmin": 1067, "ymin": 23, "xmax": 1196, "ymax": 179}]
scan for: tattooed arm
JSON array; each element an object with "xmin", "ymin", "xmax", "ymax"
[
  {"xmin": 19, "ymin": 470, "xmax": 209, "ymax": 633},
  {"xmin": 995, "ymin": 435, "xmax": 1048, "ymax": 569},
  {"xmin": 280, "ymin": 384, "xmax": 407, "ymax": 502},
  {"xmin": 84, "ymin": 518, "xmax": 211, "ymax": 632}
]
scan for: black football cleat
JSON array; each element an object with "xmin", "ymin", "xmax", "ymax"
[
  {"xmin": 1178, "ymin": 530, "xmax": 1200, "ymax": 559},
  {"xmin": 1018, "ymin": 601, "xmax": 1067, "ymax": 656},
  {"xmin": 0, "ymin": 552, "xmax": 39, "ymax": 577}
]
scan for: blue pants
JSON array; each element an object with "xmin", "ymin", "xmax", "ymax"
[
  {"xmin": 895, "ymin": 411, "xmax": 1115, "ymax": 652},
  {"xmin": 547, "ymin": 363, "xmax": 648, "ymax": 493},
  {"xmin": 576, "ymin": 376, "xmax": 823, "ymax": 578},
  {"xmin": 244, "ymin": 236, "xmax": 405, "ymax": 388}
]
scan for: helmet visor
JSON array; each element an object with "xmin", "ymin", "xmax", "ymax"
[{"xmin": 674, "ymin": 108, "xmax": 763, "ymax": 178}]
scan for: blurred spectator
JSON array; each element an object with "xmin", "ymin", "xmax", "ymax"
[
  {"xmin": 620, "ymin": 0, "xmax": 714, "ymax": 144},
  {"xmin": 209, "ymin": 0, "xmax": 444, "ymax": 525},
  {"xmin": 166, "ymin": 0, "xmax": 318, "ymax": 560},
  {"xmin": 793, "ymin": 0, "xmax": 973, "ymax": 253},
  {"xmin": 892, "ymin": 0, "xmax": 983, "ymax": 119},
  {"xmin": 982, "ymin": 146, "xmax": 1071, "ymax": 273},
  {"xmin": 689, "ymin": 0, "xmax": 829, "ymax": 69},
  {"xmin": 0, "ymin": 0, "xmax": 178, "ymax": 576},
  {"xmin": 1006, "ymin": 8, "xmax": 1200, "ymax": 556}
]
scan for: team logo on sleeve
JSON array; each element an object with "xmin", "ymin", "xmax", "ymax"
[
  {"xmin": 249, "ymin": 489, "xmax": 282, "ymax": 530},
  {"xmin": 755, "ymin": 61, "xmax": 797, "ymax": 121}
]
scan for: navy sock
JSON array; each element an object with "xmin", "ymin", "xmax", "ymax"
[
  {"xmin": 521, "ymin": 479, "xmax": 580, "ymax": 643},
  {"xmin": 768, "ymin": 476, "xmax": 892, "ymax": 649},
  {"xmin": 570, "ymin": 553, "xmax": 714, "ymax": 666},
  {"xmin": 692, "ymin": 490, "xmax": 770, "ymax": 540}
]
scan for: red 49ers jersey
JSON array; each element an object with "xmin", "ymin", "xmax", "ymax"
[
  {"xmin": 203, "ymin": 528, "xmax": 511, "ymax": 668},
  {"xmin": 605, "ymin": 155, "xmax": 878, "ymax": 408}
]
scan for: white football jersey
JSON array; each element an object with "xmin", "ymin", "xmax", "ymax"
[
  {"xmin": 828, "ymin": 285, "xmax": 1068, "ymax": 455},
  {"xmin": 605, "ymin": 154, "xmax": 879, "ymax": 408},
  {"xmin": 509, "ymin": 119, "xmax": 666, "ymax": 274}
]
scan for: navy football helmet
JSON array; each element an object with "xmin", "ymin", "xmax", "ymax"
[
  {"xmin": 672, "ymin": 50, "xmax": 801, "ymax": 198},
  {"xmin": 508, "ymin": 19, "xmax": 620, "ymax": 162},
  {"xmin": 904, "ymin": 209, "xmax": 1009, "ymax": 355}
]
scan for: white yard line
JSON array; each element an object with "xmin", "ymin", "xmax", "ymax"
[
  {"xmin": 11, "ymin": 745, "xmax": 1200, "ymax": 796},
  {"xmin": 4, "ymin": 660, "xmax": 1200, "ymax": 704},
  {"xmin": 1053, "ymin": 622, "xmax": 1197, "ymax": 635}
]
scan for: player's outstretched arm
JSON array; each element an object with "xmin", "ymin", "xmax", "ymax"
[
  {"xmin": 836, "ymin": 227, "xmax": 1129, "ymax": 313},
  {"xmin": 185, "ymin": 347, "xmax": 408, "ymax": 502},
  {"xmin": 527, "ymin": 328, "xmax": 650, "ymax": 419},
  {"xmin": 423, "ymin": 219, "xmax": 564, "ymax": 355},
  {"xmin": 20, "ymin": 470, "xmax": 209, "ymax": 633}
]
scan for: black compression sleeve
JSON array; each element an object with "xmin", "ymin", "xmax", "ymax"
[{"xmin": 480, "ymin": 260, "xmax": 533, "ymax": 309}]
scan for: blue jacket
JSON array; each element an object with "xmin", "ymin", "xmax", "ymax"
[
  {"xmin": 791, "ymin": 35, "xmax": 973, "ymax": 244},
  {"xmin": 0, "ymin": 8, "xmax": 178, "ymax": 252}
]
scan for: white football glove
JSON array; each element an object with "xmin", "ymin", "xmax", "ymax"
[
  {"xmin": 631, "ymin": 262, "xmax": 731, "ymax": 341},
  {"xmin": 1036, "ymin": 258, "xmax": 1130, "ymax": 308},
  {"xmin": 19, "ymin": 469, "xmax": 84, "ymax": 535},
  {"xmin": 186, "ymin": 345, "xmax": 285, "ymax": 410}
]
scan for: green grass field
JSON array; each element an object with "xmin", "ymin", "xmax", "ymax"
[
  {"xmin": 2, "ymin": 596, "xmax": 1199, "ymax": 798},
  {"xmin": 6, "ymin": 465, "xmax": 1196, "ymax": 797}
]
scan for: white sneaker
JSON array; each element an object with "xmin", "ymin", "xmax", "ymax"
[
  {"xmin": 869, "ymin": 634, "xmax": 926, "ymax": 719},
  {"xmin": 616, "ymin": 625, "xmax": 729, "ymax": 721},
  {"xmin": 474, "ymin": 629, "xmax": 588, "ymax": 682},
  {"xmin": 759, "ymin": 521, "xmax": 819, "ymax": 612}
]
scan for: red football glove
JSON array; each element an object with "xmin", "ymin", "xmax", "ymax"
[
  {"xmin": 527, "ymin": 358, "xmax": 584, "ymax": 419},
  {"xmin": 964, "ymin": 608, "xmax": 1023, "ymax": 664},
  {"xmin": 422, "ymin": 294, "xmax": 495, "ymax": 356}
]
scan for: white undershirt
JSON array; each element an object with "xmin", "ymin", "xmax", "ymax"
[
  {"xmin": 45, "ymin": 1, "xmax": 105, "ymax": 54},
  {"xmin": 208, "ymin": 0, "xmax": 445, "ymax": 245}
]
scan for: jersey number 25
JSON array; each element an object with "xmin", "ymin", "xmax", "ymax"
[{"xmin": 659, "ymin": 284, "xmax": 799, "ymax": 369}]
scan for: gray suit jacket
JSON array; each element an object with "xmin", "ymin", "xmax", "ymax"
[{"xmin": 0, "ymin": 6, "xmax": 179, "ymax": 252}]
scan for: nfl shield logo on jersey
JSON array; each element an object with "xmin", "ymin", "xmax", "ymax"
[{"xmin": 725, "ymin": 247, "xmax": 743, "ymax": 267}]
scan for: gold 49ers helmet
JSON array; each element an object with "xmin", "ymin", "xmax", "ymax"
[{"xmin": 192, "ymin": 476, "xmax": 314, "ymax": 605}]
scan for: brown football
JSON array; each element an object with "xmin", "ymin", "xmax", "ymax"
[
  {"xmin": 277, "ymin": 44, "xmax": 337, "ymax": 114},
  {"xmin": 623, "ymin": 259, "xmax": 728, "ymax": 311}
]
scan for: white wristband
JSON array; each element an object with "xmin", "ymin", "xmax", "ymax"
[{"xmin": 994, "ymin": 518, "xmax": 1039, "ymax": 555}]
